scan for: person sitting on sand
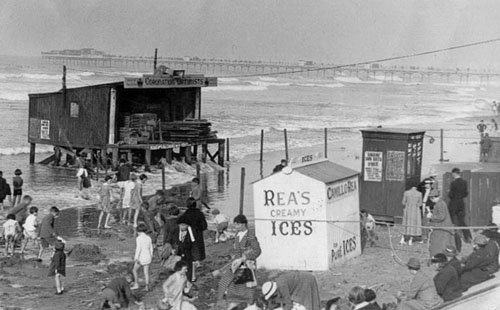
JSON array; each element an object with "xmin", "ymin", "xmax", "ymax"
[
  {"xmin": 460, "ymin": 234, "xmax": 499, "ymax": 292},
  {"xmin": 396, "ymin": 258, "xmax": 443, "ymax": 310},
  {"xmin": 262, "ymin": 271, "xmax": 321, "ymax": 310},
  {"xmin": 162, "ymin": 260, "xmax": 197, "ymax": 310},
  {"xmin": 101, "ymin": 272, "xmax": 143, "ymax": 310},
  {"xmin": 431, "ymin": 253, "xmax": 462, "ymax": 302},
  {"xmin": 364, "ymin": 288, "xmax": 382, "ymax": 310}
]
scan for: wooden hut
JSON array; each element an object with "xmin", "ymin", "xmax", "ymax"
[
  {"xmin": 28, "ymin": 69, "xmax": 224, "ymax": 167},
  {"xmin": 360, "ymin": 128, "xmax": 425, "ymax": 221}
]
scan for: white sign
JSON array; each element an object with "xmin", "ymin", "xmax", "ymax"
[
  {"xmin": 40, "ymin": 120, "xmax": 50, "ymax": 140},
  {"xmin": 364, "ymin": 151, "xmax": 383, "ymax": 182},
  {"xmin": 124, "ymin": 75, "xmax": 217, "ymax": 89},
  {"xmin": 327, "ymin": 177, "xmax": 358, "ymax": 202}
]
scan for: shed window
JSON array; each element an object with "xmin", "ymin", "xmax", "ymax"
[{"xmin": 70, "ymin": 102, "xmax": 79, "ymax": 118}]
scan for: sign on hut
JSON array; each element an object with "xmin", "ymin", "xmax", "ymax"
[{"xmin": 253, "ymin": 153, "xmax": 361, "ymax": 271}]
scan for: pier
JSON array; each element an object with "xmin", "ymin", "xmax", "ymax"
[{"xmin": 41, "ymin": 51, "xmax": 500, "ymax": 84}]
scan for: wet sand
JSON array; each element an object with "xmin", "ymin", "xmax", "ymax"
[{"xmin": 0, "ymin": 113, "xmax": 494, "ymax": 309}]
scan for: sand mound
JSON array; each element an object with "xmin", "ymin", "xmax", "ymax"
[{"xmin": 68, "ymin": 244, "xmax": 105, "ymax": 262}]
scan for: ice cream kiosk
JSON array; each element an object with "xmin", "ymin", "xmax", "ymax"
[{"xmin": 253, "ymin": 153, "xmax": 361, "ymax": 271}]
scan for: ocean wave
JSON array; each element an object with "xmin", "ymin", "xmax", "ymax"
[
  {"xmin": 0, "ymin": 91, "xmax": 28, "ymax": 101},
  {"xmin": 374, "ymin": 75, "xmax": 403, "ymax": 82},
  {"xmin": 249, "ymin": 81, "xmax": 291, "ymax": 87},
  {"xmin": 0, "ymin": 145, "xmax": 53, "ymax": 156},
  {"xmin": 219, "ymin": 77, "xmax": 240, "ymax": 83},
  {"xmin": 203, "ymin": 85, "xmax": 268, "ymax": 92},
  {"xmin": 334, "ymin": 76, "xmax": 383, "ymax": 84},
  {"xmin": 258, "ymin": 76, "xmax": 278, "ymax": 82},
  {"xmin": 295, "ymin": 82, "xmax": 344, "ymax": 88},
  {"xmin": 0, "ymin": 72, "xmax": 95, "ymax": 81}
]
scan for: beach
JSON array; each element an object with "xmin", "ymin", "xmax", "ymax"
[{"xmin": 0, "ymin": 55, "xmax": 500, "ymax": 309}]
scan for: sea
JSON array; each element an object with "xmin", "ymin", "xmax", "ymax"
[{"xmin": 0, "ymin": 55, "xmax": 498, "ymax": 236}]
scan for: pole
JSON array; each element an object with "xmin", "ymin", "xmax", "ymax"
[
  {"xmin": 153, "ymin": 48, "xmax": 158, "ymax": 72},
  {"xmin": 440, "ymin": 128, "xmax": 444, "ymax": 162},
  {"xmin": 284, "ymin": 129, "xmax": 289, "ymax": 162},
  {"xmin": 239, "ymin": 167, "xmax": 245, "ymax": 215},
  {"xmin": 196, "ymin": 163, "xmax": 201, "ymax": 180},
  {"xmin": 226, "ymin": 138, "xmax": 230, "ymax": 162},
  {"xmin": 324, "ymin": 128, "xmax": 328, "ymax": 158},
  {"xmin": 161, "ymin": 164, "xmax": 166, "ymax": 192},
  {"xmin": 260, "ymin": 129, "xmax": 264, "ymax": 162},
  {"xmin": 62, "ymin": 65, "xmax": 66, "ymax": 90}
]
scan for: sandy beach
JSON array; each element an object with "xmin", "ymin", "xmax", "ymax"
[{"xmin": 0, "ymin": 109, "xmax": 495, "ymax": 309}]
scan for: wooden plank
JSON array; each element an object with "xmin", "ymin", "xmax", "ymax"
[{"xmin": 468, "ymin": 170, "xmax": 478, "ymax": 226}]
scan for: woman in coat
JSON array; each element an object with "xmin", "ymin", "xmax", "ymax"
[
  {"xmin": 401, "ymin": 185, "xmax": 423, "ymax": 245},
  {"xmin": 178, "ymin": 198, "xmax": 208, "ymax": 266},
  {"xmin": 428, "ymin": 190, "xmax": 455, "ymax": 257},
  {"xmin": 217, "ymin": 214, "xmax": 262, "ymax": 310}
]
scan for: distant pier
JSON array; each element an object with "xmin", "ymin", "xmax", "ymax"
[{"xmin": 41, "ymin": 52, "xmax": 500, "ymax": 84}]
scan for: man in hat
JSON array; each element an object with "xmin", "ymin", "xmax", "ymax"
[
  {"xmin": 428, "ymin": 190, "xmax": 455, "ymax": 257},
  {"xmin": 262, "ymin": 271, "xmax": 321, "ymax": 310},
  {"xmin": 444, "ymin": 246, "xmax": 462, "ymax": 277},
  {"xmin": 397, "ymin": 257, "xmax": 443, "ymax": 310},
  {"xmin": 432, "ymin": 253, "xmax": 462, "ymax": 302},
  {"xmin": 272, "ymin": 159, "xmax": 288, "ymax": 174},
  {"xmin": 447, "ymin": 168, "xmax": 472, "ymax": 243},
  {"xmin": 481, "ymin": 223, "xmax": 500, "ymax": 248},
  {"xmin": 460, "ymin": 234, "xmax": 499, "ymax": 291}
]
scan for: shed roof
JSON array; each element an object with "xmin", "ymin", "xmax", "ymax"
[
  {"xmin": 294, "ymin": 160, "xmax": 358, "ymax": 184},
  {"xmin": 360, "ymin": 128, "xmax": 425, "ymax": 134}
]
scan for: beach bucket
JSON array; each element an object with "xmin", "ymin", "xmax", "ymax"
[{"xmin": 492, "ymin": 205, "xmax": 500, "ymax": 226}]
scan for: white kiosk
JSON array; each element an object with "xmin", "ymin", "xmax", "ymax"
[{"xmin": 253, "ymin": 153, "xmax": 361, "ymax": 271}]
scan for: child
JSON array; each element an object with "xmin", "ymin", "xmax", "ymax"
[
  {"xmin": 3, "ymin": 213, "xmax": 21, "ymax": 256},
  {"xmin": 48, "ymin": 239, "xmax": 66, "ymax": 295},
  {"xmin": 97, "ymin": 175, "xmax": 114, "ymax": 230},
  {"xmin": 101, "ymin": 272, "xmax": 143, "ymax": 310},
  {"xmin": 360, "ymin": 209, "xmax": 377, "ymax": 247},
  {"xmin": 20, "ymin": 206, "xmax": 41, "ymax": 255},
  {"xmin": 12, "ymin": 169, "xmax": 23, "ymax": 207},
  {"xmin": 131, "ymin": 174, "xmax": 148, "ymax": 228},
  {"xmin": 131, "ymin": 223, "xmax": 153, "ymax": 291},
  {"xmin": 38, "ymin": 207, "xmax": 64, "ymax": 260},
  {"xmin": 212, "ymin": 208, "xmax": 229, "ymax": 243},
  {"xmin": 121, "ymin": 174, "xmax": 136, "ymax": 225}
]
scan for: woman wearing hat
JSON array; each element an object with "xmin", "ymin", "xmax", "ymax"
[
  {"xmin": 397, "ymin": 257, "xmax": 443, "ymax": 310},
  {"xmin": 431, "ymin": 253, "xmax": 462, "ymax": 302},
  {"xmin": 427, "ymin": 190, "xmax": 455, "ymax": 256},
  {"xmin": 217, "ymin": 214, "xmax": 261, "ymax": 310},
  {"xmin": 261, "ymin": 271, "xmax": 320, "ymax": 310},
  {"xmin": 460, "ymin": 234, "xmax": 499, "ymax": 291},
  {"xmin": 401, "ymin": 184, "xmax": 423, "ymax": 245}
]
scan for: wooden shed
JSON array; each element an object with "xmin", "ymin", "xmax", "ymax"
[
  {"xmin": 360, "ymin": 128, "xmax": 425, "ymax": 221},
  {"xmin": 442, "ymin": 169, "xmax": 500, "ymax": 226},
  {"xmin": 28, "ymin": 71, "xmax": 224, "ymax": 167}
]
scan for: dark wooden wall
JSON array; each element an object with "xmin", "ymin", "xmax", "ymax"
[
  {"xmin": 28, "ymin": 84, "xmax": 111, "ymax": 148},
  {"xmin": 442, "ymin": 170, "xmax": 500, "ymax": 226},
  {"xmin": 117, "ymin": 87, "xmax": 197, "ymax": 123}
]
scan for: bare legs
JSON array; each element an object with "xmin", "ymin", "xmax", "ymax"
[{"xmin": 132, "ymin": 262, "xmax": 149, "ymax": 291}]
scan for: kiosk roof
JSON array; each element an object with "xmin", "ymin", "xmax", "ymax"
[{"xmin": 295, "ymin": 160, "xmax": 358, "ymax": 184}]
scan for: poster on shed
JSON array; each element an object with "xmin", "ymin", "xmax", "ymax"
[
  {"xmin": 40, "ymin": 120, "xmax": 50, "ymax": 140},
  {"xmin": 363, "ymin": 151, "xmax": 382, "ymax": 182}
]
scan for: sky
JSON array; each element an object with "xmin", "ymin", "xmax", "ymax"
[{"xmin": 2, "ymin": 0, "xmax": 500, "ymax": 68}]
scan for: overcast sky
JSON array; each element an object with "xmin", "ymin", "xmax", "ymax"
[{"xmin": 2, "ymin": 0, "xmax": 500, "ymax": 68}]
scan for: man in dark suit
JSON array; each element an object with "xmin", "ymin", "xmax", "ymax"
[{"xmin": 448, "ymin": 168, "xmax": 472, "ymax": 243}]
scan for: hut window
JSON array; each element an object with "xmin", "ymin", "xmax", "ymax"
[{"xmin": 70, "ymin": 102, "xmax": 79, "ymax": 118}]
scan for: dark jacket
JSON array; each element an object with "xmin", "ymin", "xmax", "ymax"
[
  {"xmin": 448, "ymin": 257, "xmax": 462, "ymax": 279},
  {"xmin": 106, "ymin": 277, "xmax": 135, "ymax": 307},
  {"xmin": 434, "ymin": 261, "xmax": 462, "ymax": 301},
  {"xmin": 271, "ymin": 271, "xmax": 321, "ymax": 310},
  {"xmin": 39, "ymin": 214, "xmax": 57, "ymax": 239},
  {"xmin": 448, "ymin": 178, "xmax": 468, "ymax": 201},
  {"xmin": 461, "ymin": 243, "xmax": 498, "ymax": 291},
  {"xmin": 116, "ymin": 164, "xmax": 130, "ymax": 182},
  {"xmin": 0, "ymin": 177, "xmax": 8, "ymax": 200},
  {"xmin": 179, "ymin": 208, "xmax": 207, "ymax": 261}
]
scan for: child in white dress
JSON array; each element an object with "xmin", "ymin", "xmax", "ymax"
[{"xmin": 131, "ymin": 223, "xmax": 153, "ymax": 291}]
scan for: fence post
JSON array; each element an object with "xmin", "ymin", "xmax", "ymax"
[
  {"xmin": 440, "ymin": 128, "xmax": 444, "ymax": 162},
  {"xmin": 260, "ymin": 129, "xmax": 264, "ymax": 162},
  {"xmin": 284, "ymin": 129, "xmax": 289, "ymax": 162},
  {"xmin": 226, "ymin": 138, "xmax": 230, "ymax": 162},
  {"xmin": 239, "ymin": 167, "xmax": 246, "ymax": 215},
  {"xmin": 324, "ymin": 128, "xmax": 328, "ymax": 158},
  {"xmin": 161, "ymin": 164, "xmax": 166, "ymax": 192}
]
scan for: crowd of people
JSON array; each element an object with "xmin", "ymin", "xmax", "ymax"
[{"xmin": 2, "ymin": 155, "xmax": 500, "ymax": 310}]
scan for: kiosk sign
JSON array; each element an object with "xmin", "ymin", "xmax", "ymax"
[
  {"xmin": 124, "ymin": 75, "xmax": 217, "ymax": 88},
  {"xmin": 364, "ymin": 151, "xmax": 383, "ymax": 182}
]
